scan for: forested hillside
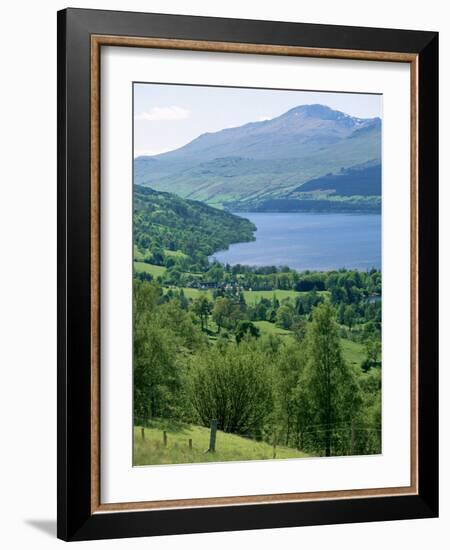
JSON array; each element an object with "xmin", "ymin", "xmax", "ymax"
[{"xmin": 134, "ymin": 185, "xmax": 255, "ymax": 265}]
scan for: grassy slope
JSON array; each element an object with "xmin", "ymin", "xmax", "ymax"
[
  {"xmin": 340, "ymin": 338, "xmax": 366, "ymax": 367},
  {"xmin": 253, "ymin": 320, "xmax": 293, "ymax": 338},
  {"xmin": 134, "ymin": 424, "xmax": 308, "ymax": 466},
  {"xmin": 133, "ymin": 262, "xmax": 167, "ymax": 277}
]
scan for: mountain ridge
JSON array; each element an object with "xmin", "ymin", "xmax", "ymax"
[{"xmin": 134, "ymin": 104, "xmax": 381, "ymax": 211}]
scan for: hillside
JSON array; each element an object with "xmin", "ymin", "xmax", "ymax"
[
  {"xmin": 134, "ymin": 185, "xmax": 255, "ymax": 261},
  {"xmin": 292, "ymin": 161, "xmax": 381, "ymax": 196},
  {"xmin": 134, "ymin": 104, "xmax": 381, "ymax": 211},
  {"xmin": 134, "ymin": 423, "xmax": 309, "ymax": 466}
]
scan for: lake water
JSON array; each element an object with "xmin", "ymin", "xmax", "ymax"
[{"xmin": 211, "ymin": 212, "xmax": 381, "ymax": 271}]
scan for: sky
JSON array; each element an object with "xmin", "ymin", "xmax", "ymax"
[{"xmin": 134, "ymin": 83, "xmax": 382, "ymax": 158}]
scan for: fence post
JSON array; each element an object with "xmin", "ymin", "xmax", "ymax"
[
  {"xmin": 207, "ymin": 419, "xmax": 217, "ymax": 452},
  {"xmin": 351, "ymin": 421, "xmax": 355, "ymax": 455},
  {"xmin": 188, "ymin": 438, "xmax": 193, "ymax": 450},
  {"xmin": 163, "ymin": 430, "xmax": 167, "ymax": 447},
  {"xmin": 272, "ymin": 431, "xmax": 277, "ymax": 459},
  {"xmin": 141, "ymin": 427, "xmax": 145, "ymax": 441}
]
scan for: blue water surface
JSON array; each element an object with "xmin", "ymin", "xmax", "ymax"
[{"xmin": 211, "ymin": 212, "xmax": 381, "ymax": 271}]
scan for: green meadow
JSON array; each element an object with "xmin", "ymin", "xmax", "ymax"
[
  {"xmin": 133, "ymin": 261, "xmax": 166, "ymax": 277},
  {"xmin": 133, "ymin": 423, "xmax": 308, "ymax": 466}
]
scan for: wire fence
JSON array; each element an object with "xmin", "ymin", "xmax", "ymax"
[{"xmin": 134, "ymin": 416, "xmax": 381, "ymax": 458}]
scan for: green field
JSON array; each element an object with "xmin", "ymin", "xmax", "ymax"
[
  {"xmin": 340, "ymin": 338, "xmax": 366, "ymax": 366},
  {"xmin": 165, "ymin": 249, "xmax": 187, "ymax": 259},
  {"xmin": 133, "ymin": 262, "xmax": 166, "ymax": 277},
  {"xmin": 134, "ymin": 423, "xmax": 309, "ymax": 466},
  {"xmin": 253, "ymin": 320, "xmax": 293, "ymax": 338},
  {"xmin": 178, "ymin": 287, "xmax": 211, "ymax": 300}
]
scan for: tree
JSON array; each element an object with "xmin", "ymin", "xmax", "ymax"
[
  {"xmin": 157, "ymin": 299, "xmax": 206, "ymax": 351},
  {"xmin": 238, "ymin": 292, "xmax": 247, "ymax": 314},
  {"xmin": 266, "ymin": 307, "xmax": 277, "ymax": 323},
  {"xmin": 235, "ymin": 320, "xmax": 260, "ymax": 344},
  {"xmin": 207, "ymin": 263, "xmax": 224, "ymax": 284},
  {"xmin": 133, "ymin": 279, "xmax": 162, "ymax": 317},
  {"xmin": 362, "ymin": 337, "xmax": 381, "ymax": 372},
  {"xmin": 178, "ymin": 288, "xmax": 189, "ymax": 311},
  {"xmin": 151, "ymin": 247, "xmax": 165, "ymax": 266},
  {"xmin": 276, "ymin": 304, "xmax": 295, "ymax": 329},
  {"xmin": 212, "ymin": 296, "xmax": 242, "ymax": 332},
  {"xmin": 302, "ymin": 303, "xmax": 361, "ymax": 456},
  {"xmin": 343, "ymin": 304, "xmax": 356, "ymax": 329},
  {"xmin": 254, "ymin": 298, "xmax": 270, "ymax": 321},
  {"xmin": 274, "ymin": 344, "xmax": 307, "ymax": 445},
  {"xmin": 212, "ymin": 297, "xmax": 231, "ymax": 333},
  {"xmin": 277, "ymin": 273, "xmax": 291, "ymax": 290},
  {"xmin": 133, "ymin": 321, "xmax": 178, "ymax": 423},
  {"xmin": 133, "ymin": 281, "xmax": 180, "ymax": 424},
  {"xmin": 291, "ymin": 318, "xmax": 307, "ymax": 343},
  {"xmin": 166, "ymin": 268, "xmax": 181, "ymax": 285},
  {"xmin": 192, "ymin": 295, "xmax": 213, "ymax": 331},
  {"xmin": 331, "ymin": 286, "xmax": 346, "ymax": 305},
  {"xmin": 133, "ymin": 280, "xmax": 208, "ymax": 426},
  {"xmin": 295, "ymin": 291, "xmax": 323, "ymax": 316},
  {"xmin": 271, "ymin": 294, "xmax": 280, "ymax": 309},
  {"xmin": 188, "ymin": 341, "xmax": 272, "ymax": 435}
]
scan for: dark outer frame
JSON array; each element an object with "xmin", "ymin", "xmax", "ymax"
[{"xmin": 57, "ymin": 7, "xmax": 438, "ymax": 541}]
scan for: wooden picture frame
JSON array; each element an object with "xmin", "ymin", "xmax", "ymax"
[{"xmin": 57, "ymin": 8, "xmax": 438, "ymax": 541}]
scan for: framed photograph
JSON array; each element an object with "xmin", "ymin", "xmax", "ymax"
[{"xmin": 57, "ymin": 8, "xmax": 438, "ymax": 541}]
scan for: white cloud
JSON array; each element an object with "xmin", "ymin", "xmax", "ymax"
[{"xmin": 136, "ymin": 106, "xmax": 190, "ymax": 122}]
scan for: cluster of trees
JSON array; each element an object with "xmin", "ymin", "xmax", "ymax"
[
  {"xmin": 155, "ymin": 260, "xmax": 382, "ymax": 296},
  {"xmin": 140, "ymin": 262, "xmax": 382, "ymax": 343},
  {"xmin": 171, "ymin": 280, "xmax": 380, "ymax": 346},
  {"xmin": 134, "ymin": 185, "xmax": 255, "ymax": 273},
  {"xmin": 134, "ymin": 279, "xmax": 381, "ymax": 457},
  {"xmin": 245, "ymin": 291, "xmax": 324, "ymax": 330}
]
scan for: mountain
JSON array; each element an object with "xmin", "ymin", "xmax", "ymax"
[{"xmin": 134, "ymin": 104, "xmax": 381, "ymax": 211}]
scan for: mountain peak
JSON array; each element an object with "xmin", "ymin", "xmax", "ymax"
[{"xmin": 284, "ymin": 104, "xmax": 352, "ymax": 121}]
